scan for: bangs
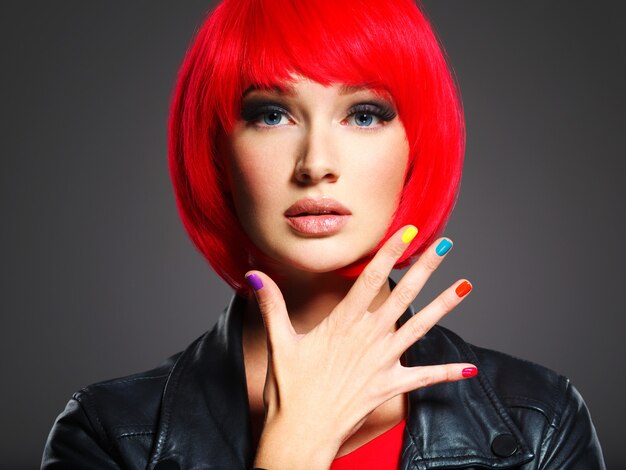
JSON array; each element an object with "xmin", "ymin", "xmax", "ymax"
[{"xmin": 215, "ymin": 0, "xmax": 426, "ymax": 134}]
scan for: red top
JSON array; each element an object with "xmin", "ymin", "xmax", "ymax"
[{"xmin": 330, "ymin": 419, "xmax": 406, "ymax": 470}]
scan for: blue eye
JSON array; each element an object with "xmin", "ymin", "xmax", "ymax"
[
  {"xmin": 353, "ymin": 113, "xmax": 376, "ymax": 127},
  {"xmin": 346, "ymin": 103, "xmax": 396, "ymax": 128},
  {"xmin": 240, "ymin": 101, "xmax": 291, "ymax": 128},
  {"xmin": 262, "ymin": 111, "xmax": 286, "ymax": 126}
]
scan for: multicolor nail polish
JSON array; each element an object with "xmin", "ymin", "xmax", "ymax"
[
  {"xmin": 455, "ymin": 280, "xmax": 472, "ymax": 298},
  {"xmin": 462, "ymin": 367, "xmax": 478, "ymax": 378},
  {"xmin": 245, "ymin": 274, "xmax": 263, "ymax": 291},
  {"xmin": 402, "ymin": 226, "xmax": 418, "ymax": 244},
  {"xmin": 436, "ymin": 239, "xmax": 453, "ymax": 256}
]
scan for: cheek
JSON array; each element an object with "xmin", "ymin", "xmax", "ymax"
[
  {"xmin": 228, "ymin": 140, "xmax": 270, "ymax": 197},
  {"xmin": 226, "ymin": 135, "xmax": 293, "ymax": 221},
  {"xmin": 344, "ymin": 131, "xmax": 409, "ymax": 207}
]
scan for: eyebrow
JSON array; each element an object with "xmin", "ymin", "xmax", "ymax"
[
  {"xmin": 338, "ymin": 84, "xmax": 375, "ymax": 96},
  {"xmin": 242, "ymin": 83, "xmax": 388, "ymax": 98},
  {"xmin": 242, "ymin": 84, "xmax": 287, "ymax": 97}
]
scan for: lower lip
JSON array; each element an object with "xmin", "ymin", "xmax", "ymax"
[{"xmin": 285, "ymin": 214, "xmax": 350, "ymax": 235}]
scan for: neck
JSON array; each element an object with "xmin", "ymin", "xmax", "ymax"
[{"xmin": 242, "ymin": 271, "xmax": 393, "ymax": 338}]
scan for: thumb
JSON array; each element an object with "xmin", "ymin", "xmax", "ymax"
[{"xmin": 245, "ymin": 271, "xmax": 294, "ymax": 349}]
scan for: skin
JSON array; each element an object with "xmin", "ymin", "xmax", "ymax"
[
  {"xmin": 251, "ymin": 232, "xmax": 473, "ymax": 467},
  {"xmin": 226, "ymin": 77, "xmax": 408, "ymax": 280},
  {"xmin": 224, "ymin": 76, "xmax": 474, "ymax": 467}
]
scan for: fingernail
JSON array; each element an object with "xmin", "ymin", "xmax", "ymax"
[
  {"xmin": 455, "ymin": 280, "xmax": 472, "ymax": 298},
  {"xmin": 436, "ymin": 238, "xmax": 453, "ymax": 256},
  {"xmin": 401, "ymin": 226, "xmax": 418, "ymax": 244},
  {"xmin": 462, "ymin": 367, "xmax": 478, "ymax": 378},
  {"xmin": 245, "ymin": 274, "xmax": 263, "ymax": 291}
]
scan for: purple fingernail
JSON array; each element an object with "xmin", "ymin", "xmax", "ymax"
[{"xmin": 245, "ymin": 274, "xmax": 263, "ymax": 291}]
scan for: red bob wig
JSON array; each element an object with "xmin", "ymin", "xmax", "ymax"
[{"xmin": 168, "ymin": 0, "xmax": 465, "ymax": 292}]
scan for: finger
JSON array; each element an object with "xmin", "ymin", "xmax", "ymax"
[
  {"xmin": 245, "ymin": 271, "xmax": 295, "ymax": 349},
  {"xmin": 389, "ymin": 279, "xmax": 472, "ymax": 358},
  {"xmin": 393, "ymin": 363, "xmax": 478, "ymax": 394},
  {"xmin": 341, "ymin": 225, "xmax": 418, "ymax": 319},
  {"xmin": 378, "ymin": 237, "xmax": 453, "ymax": 327}
]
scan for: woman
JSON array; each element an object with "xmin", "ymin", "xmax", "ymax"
[{"xmin": 42, "ymin": 0, "xmax": 605, "ymax": 468}]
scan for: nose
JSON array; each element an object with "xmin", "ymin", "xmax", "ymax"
[{"xmin": 294, "ymin": 125, "xmax": 340, "ymax": 185}]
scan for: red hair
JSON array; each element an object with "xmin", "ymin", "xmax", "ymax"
[{"xmin": 168, "ymin": 0, "xmax": 465, "ymax": 292}]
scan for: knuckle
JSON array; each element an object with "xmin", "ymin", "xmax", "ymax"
[
  {"xmin": 363, "ymin": 268, "xmax": 387, "ymax": 291},
  {"xmin": 256, "ymin": 295, "xmax": 275, "ymax": 314},
  {"xmin": 386, "ymin": 241, "xmax": 406, "ymax": 259},
  {"xmin": 407, "ymin": 318, "xmax": 428, "ymax": 340},
  {"xmin": 422, "ymin": 252, "xmax": 441, "ymax": 272},
  {"xmin": 422, "ymin": 368, "xmax": 448, "ymax": 388},
  {"xmin": 393, "ymin": 285, "xmax": 415, "ymax": 309},
  {"xmin": 438, "ymin": 291, "xmax": 456, "ymax": 312},
  {"xmin": 414, "ymin": 373, "xmax": 432, "ymax": 389}
]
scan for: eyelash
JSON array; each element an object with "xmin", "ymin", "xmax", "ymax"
[
  {"xmin": 347, "ymin": 104, "xmax": 397, "ymax": 126},
  {"xmin": 242, "ymin": 104, "xmax": 290, "ymax": 127},
  {"xmin": 240, "ymin": 102, "xmax": 397, "ymax": 129}
]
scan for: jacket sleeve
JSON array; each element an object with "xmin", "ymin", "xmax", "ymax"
[
  {"xmin": 41, "ymin": 396, "xmax": 121, "ymax": 469},
  {"xmin": 538, "ymin": 380, "xmax": 605, "ymax": 469}
]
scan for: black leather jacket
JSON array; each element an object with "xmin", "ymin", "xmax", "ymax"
[{"xmin": 42, "ymin": 293, "xmax": 605, "ymax": 469}]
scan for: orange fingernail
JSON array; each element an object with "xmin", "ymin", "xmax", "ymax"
[
  {"xmin": 455, "ymin": 280, "xmax": 472, "ymax": 298},
  {"xmin": 402, "ymin": 226, "xmax": 418, "ymax": 244}
]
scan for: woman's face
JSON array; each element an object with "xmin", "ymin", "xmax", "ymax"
[{"xmin": 225, "ymin": 76, "xmax": 409, "ymax": 275}]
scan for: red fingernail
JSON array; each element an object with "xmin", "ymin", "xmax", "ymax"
[
  {"xmin": 455, "ymin": 280, "xmax": 472, "ymax": 298},
  {"xmin": 462, "ymin": 367, "xmax": 478, "ymax": 378}
]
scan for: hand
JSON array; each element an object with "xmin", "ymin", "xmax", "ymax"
[{"xmin": 249, "ymin": 226, "xmax": 476, "ymax": 468}]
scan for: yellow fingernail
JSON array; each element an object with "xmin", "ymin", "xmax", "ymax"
[{"xmin": 401, "ymin": 226, "xmax": 418, "ymax": 244}]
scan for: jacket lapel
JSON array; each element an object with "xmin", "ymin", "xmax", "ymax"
[
  {"xmin": 150, "ymin": 287, "xmax": 534, "ymax": 469},
  {"xmin": 149, "ymin": 294, "xmax": 254, "ymax": 469}
]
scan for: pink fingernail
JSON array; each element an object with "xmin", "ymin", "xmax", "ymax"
[{"xmin": 462, "ymin": 367, "xmax": 478, "ymax": 378}]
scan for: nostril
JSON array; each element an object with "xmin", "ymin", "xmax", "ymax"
[
  {"xmin": 324, "ymin": 171, "xmax": 339, "ymax": 183},
  {"xmin": 296, "ymin": 172, "xmax": 312, "ymax": 183}
]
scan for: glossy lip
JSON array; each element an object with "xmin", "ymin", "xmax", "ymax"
[
  {"xmin": 284, "ymin": 197, "xmax": 352, "ymax": 217},
  {"xmin": 284, "ymin": 197, "xmax": 352, "ymax": 236}
]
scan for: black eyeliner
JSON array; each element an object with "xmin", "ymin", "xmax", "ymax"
[
  {"xmin": 240, "ymin": 99, "xmax": 290, "ymax": 121},
  {"xmin": 348, "ymin": 101, "xmax": 397, "ymax": 121}
]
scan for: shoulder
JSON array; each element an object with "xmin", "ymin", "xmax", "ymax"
[
  {"xmin": 431, "ymin": 325, "xmax": 567, "ymax": 409},
  {"xmin": 74, "ymin": 351, "xmax": 180, "ymax": 432},
  {"xmin": 469, "ymin": 336, "xmax": 566, "ymax": 416},
  {"xmin": 433, "ymin": 326, "xmax": 605, "ymax": 468},
  {"xmin": 43, "ymin": 300, "xmax": 241, "ymax": 469},
  {"xmin": 42, "ymin": 347, "xmax": 187, "ymax": 468}
]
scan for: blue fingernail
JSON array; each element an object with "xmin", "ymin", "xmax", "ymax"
[
  {"xmin": 245, "ymin": 274, "xmax": 263, "ymax": 291},
  {"xmin": 436, "ymin": 239, "xmax": 453, "ymax": 256}
]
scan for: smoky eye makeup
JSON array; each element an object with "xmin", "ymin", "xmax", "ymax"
[
  {"xmin": 238, "ymin": 94, "xmax": 398, "ymax": 126},
  {"xmin": 240, "ymin": 98, "xmax": 290, "ymax": 122},
  {"xmin": 347, "ymin": 100, "xmax": 397, "ymax": 122}
]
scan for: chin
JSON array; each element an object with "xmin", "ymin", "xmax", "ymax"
[
  {"xmin": 251, "ymin": 231, "xmax": 376, "ymax": 276},
  {"xmin": 270, "ymin": 246, "xmax": 367, "ymax": 276}
]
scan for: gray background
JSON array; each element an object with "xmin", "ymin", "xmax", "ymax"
[{"xmin": 1, "ymin": 1, "xmax": 624, "ymax": 468}]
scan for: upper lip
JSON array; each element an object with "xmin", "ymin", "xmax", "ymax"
[{"xmin": 284, "ymin": 197, "xmax": 352, "ymax": 217}]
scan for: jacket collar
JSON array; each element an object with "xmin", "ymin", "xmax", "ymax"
[{"xmin": 150, "ymin": 286, "xmax": 534, "ymax": 469}]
